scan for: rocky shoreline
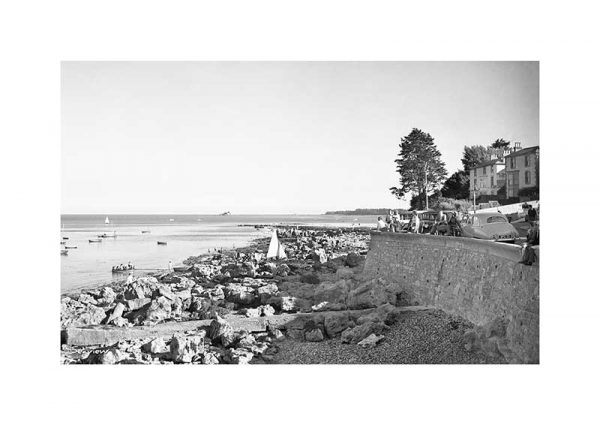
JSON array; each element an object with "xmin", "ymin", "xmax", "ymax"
[{"xmin": 61, "ymin": 225, "xmax": 501, "ymax": 364}]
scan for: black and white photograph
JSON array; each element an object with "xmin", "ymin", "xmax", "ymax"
[
  {"xmin": 60, "ymin": 61, "xmax": 539, "ymax": 365},
  {"xmin": 3, "ymin": 1, "xmax": 599, "ymax": 424}
]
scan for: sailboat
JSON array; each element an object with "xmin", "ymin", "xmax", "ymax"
[
  {"xmin": 266, "ymin": 229, "xmax": 287, "ymax": 259},
  {"xmin": 105, "ymin": 216, "xmax": 110, "ymax": 225}
]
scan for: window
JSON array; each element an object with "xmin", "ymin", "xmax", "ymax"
[
  {"xmin": 487, "ymin": 215, "xmax": 507, "ymax": 224},
  {"xmin": 491, "ymin": 176, "xmax": 494, "ymax": 187},
  {"xmin": 525, "ymin": 155, "xmax": 530, "ymax": 167},
  {"xmin": 483, "ymin": 166, "xmax": 487, "ymax": 175},
  {"xmin": 525, "ymin": 170, "xmax": 531, "ymax": 184},
  {"xmin": 474, "ymin": 178, "xmax": 477, "ymax": 188},
  {"xmin": 510, "ymin": 157, "xmax": 515, "ymax": 169}
]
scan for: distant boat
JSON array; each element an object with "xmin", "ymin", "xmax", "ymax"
[
  {"xmin": 105, "ymin": 216, "xmax": 110, "ymax": 224},
  {"xmin": 220, "ymin": 211, "xmax": 231, "ymax": 216},
  {"xmin": 61, "ymin": 249, "xmax": 68, "ymax": 255},
  {"xmin": 65, "ymin": 245, "xmax": 77, "ymax": 249},
  {"xmin": 157, "ymin": 241, "xmax": 167, "ymax": 245},
  {"xmin": 89, "ymin": 239, "xmax": 102, "ymax": 243},
  {"xmin": 60, "ymin": 241, "xmax": 66, "ymax": 245},
  {"xmin": 141, "ymin": 230, "xmax": 151, "ymax": 234},
  {"xmin": 62, "ymin": 236, "xmax": 69, "ymax": 240}
]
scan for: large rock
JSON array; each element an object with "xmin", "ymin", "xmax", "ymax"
[
  {"xmin": 99, "ymin": 287, "xmax": 116, "ymax": 305},
  {"xmin": 259, "ymin": 304, "xmax": 275, "ymax": 317},
  {"xmin": 144, "ymin": 296, "xmax": 172, "ymax": 324},
  {"xmin": 341, "ymin": 321, "xmax": 389, "ymax": 344},
  {"xmin": 356, "ymin": 303, "xmax": 396, "ymax": 326},
  {"xmin": 77, "ymin": 293, "xmax": 97, "ymax": 305},
  {"xmin": 208, "ymin": 315, "xmax": 235, "ymax": 347},
  {"xmin": 274, "ymin": 264, "xmax": 291, "ymax": 277},
  {"xmin": 346, "ymin": 278, "xmax": 395, "ymax": 310},
  {"xmin": 305, "ymin": 327, "xmax": 324, "ymax": 342},
  {"xmin": 224, "ymin": 348, "xmax": 253, "ymax": 364},
  {"xmin": 324, "ymin": 313, "xmax": 354, "ymax": 338},
  {"xmin": 61, "ymin": 303, "xmax": 106, "ymax": 328},
  {"xmin": 126, "ymin": 297, "xmax": 152, "ymax": 311},
  {"xmin": 124, "ymin": 277, "xmax": 158, "ymax": 300},
  {"xmin": 280, "ymin": 296, "xmax": 312, "ymax": 313},
  {"xmin": 344, "ymin": 252, "xmax": 362, "ymax": 268},
  {"xmin": 106, "ymin": 303, "xmax": 125, "ymax": 325},
  {"xmin": 357, "ymin": 334, "xmax": 385, "ymax": 348},
  {"xmin": 224, "ymin": 284, "xmax": 256, "ymax": 306},
  {"xmin": 143, "ymin": 337, "xmax": 169, "ymax": 354},
  {"xmin": 170, "ymin": 334, "xmax": 205, "ymax": 363},
  {"xmin": 314, "ymin": 280, "xmax": 350, "ymax": 305}
]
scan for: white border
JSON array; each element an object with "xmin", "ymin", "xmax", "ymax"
[{"xmin": 1, "ymin": 1, "xmax": 598, "ymax": 424}]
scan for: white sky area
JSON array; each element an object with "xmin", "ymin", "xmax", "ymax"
[{"xmin": 62, "ymin": 62, "xmax": 539, "ymax": 214}]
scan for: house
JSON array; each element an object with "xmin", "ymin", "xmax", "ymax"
[
  {"xmin": 504, "ymin": 144, "xmax": 539, "ymax": 199},
  {"xmin": 469, "ymin": 157, "xmax": 506, "ymax": 197}
]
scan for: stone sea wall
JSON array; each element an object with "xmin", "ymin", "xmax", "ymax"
[{"xmin": 363, "ymin": 232, "xmax": 539, "ymax": 363}]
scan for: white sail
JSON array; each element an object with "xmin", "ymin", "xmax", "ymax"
[
  {"xmin": 105, "ymin": 216, "xmax": 110, "ymax": 224},
  {"xmin": 266, "ymin": 229, "xmax": 286, "ymax": 259}
]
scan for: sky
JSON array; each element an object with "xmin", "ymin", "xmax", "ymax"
[{"xmin": 61, "ymin": 61, "xmax": 539, "ymax": 214}]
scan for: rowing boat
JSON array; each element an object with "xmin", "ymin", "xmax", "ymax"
[
  {"xmin": 89, "ymin": 239, "xmax": 102, "ymax": 243},
  {"xmin": 65, "ymin": 246, "xmax": 77, "ymax": 249},
  {"xmin": 157, "ymin": 241, "xmax": 167, "ymax": 245}
]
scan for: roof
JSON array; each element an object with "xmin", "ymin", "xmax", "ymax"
[
  {"xmin": 504, "ymin": 146, "xmax": 539, "ymax": 158},
  {"xmin": 470, "ymin": 159, "xmax": 504, "ymax": 171}
]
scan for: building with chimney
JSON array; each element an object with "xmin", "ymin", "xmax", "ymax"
[{"xmin": 504, "ymin": 143, "xmax": 539, "ymax": 199}]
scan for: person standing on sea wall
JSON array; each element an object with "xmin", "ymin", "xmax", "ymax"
[
  {"xmin": 168, "ymin": 260, "xmax": 174, "ymax": 273},
  {"xmin": 408, "ymin": 211, "xmax": 420, "ymax": 233},
  {"xmin": 386, "ymin": 210, "xmax": 394, "ymax": 232}
]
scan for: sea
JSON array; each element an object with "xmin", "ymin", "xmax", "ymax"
[{"xmin": 60, "ymin": 214, "xmax": 377, "ymax": 293}]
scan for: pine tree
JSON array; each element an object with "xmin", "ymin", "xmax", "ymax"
[{"xmin": 389, "ymin": 128, "xmax": 447, "ymax": 210}]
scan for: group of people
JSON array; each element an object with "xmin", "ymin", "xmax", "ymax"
[
  {"xmin": 376, "ymin": 210, "xmax": 410, "ymax": 233},
  {"xmin": 112, "ymin": 261, "xmax": 134, "ymax": 272},
  {"xmin": 377, "ymin": 209, "xmax": 462, "ymax": 236}
]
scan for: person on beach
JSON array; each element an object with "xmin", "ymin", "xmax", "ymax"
[
  {"xmin": 377, "ymin": 216, "xmax": 387, "ymax": 231},
  {"xmin": 126, "ymin": 272, "xmax": 134, "ymax": 284},
  {"xmin": 168, "ymin": 260, "xmax": 174, "ymax": 273}
]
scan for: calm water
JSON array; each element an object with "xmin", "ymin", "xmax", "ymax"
[{"xmin": 60, "ymin": 214, "xmax": 377, "ymax": 292}]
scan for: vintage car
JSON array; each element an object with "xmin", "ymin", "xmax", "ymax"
[
  {"xmin": 418, "ymin": 211, "xmax": 439, "ymax": 234},
  {"xmin": 460, "ymin": 212, "xmax": 519, "ymax": 243}
]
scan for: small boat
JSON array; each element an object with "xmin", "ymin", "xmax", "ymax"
[
  {"xmin": 61, "ymin": 249, "xmax": 68, "ymax": 255},
  {"xmin": 112, "ymin": 266, "xmax": 135, "ymax": 273},
  {"xmin": 60, "ymin": 241, "xmax": 66, "ymax": 245},
  {"xmin": 89, "ymin": 239, "xmax": 102, "ymax": 243},
  {"xmin": 65, "ymin": 245, "xmax": 77, "ymax": 249},
  {"xmin": 157, "ymin": 241, "xmax": 167, "ymax": 245},
  {"xmin": 62, "ymin": 236, "xmax": 69, "ymax": 240},
  {"xmin": 141, "ymin": 230, "xmax": 151, "ymax": 234},
  {"xmin": 220, "ymin": 211, "xmax": 231, "ymax": 216},
  {"xmin": 105, "ymin": 216, "xmax": 110, "ymax": 224}
]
